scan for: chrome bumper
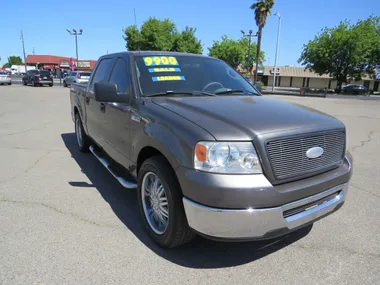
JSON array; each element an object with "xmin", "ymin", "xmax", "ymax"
[{"xmin": 183, "ymin": 183, "xmax": 348, "ymax": 239}]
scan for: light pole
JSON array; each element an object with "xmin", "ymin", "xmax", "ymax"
[
  {"xmin": 272, "ymin": 12, "xmax": 281, "ymax": 92},
  {"xmin": 66, "ymin": 28, "xmax": 83, "ymax": 69},
  {"xmin": 241, "ymin": 30, "xmax": 257, "ymax": 73}
]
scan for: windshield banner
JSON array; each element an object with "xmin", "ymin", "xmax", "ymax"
[{"xmin": 152, "ymin": 76, "xmax": 186, "ymax": 82}]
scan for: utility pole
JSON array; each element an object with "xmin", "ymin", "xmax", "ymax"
[
  {"xmin": 66, "ymin": 29, "xmax": 83, "ymax": 69},
  {"xmin": 32, "ymin": 47, "xmax": 35, "ymax": 55},
  {"xmin": 241, "ymin": 30, "xmax": 258, "ymax": 76},
  {"xmin": 20, "ymin": 30, "xmax": 27, "ymax": 73},
  {"xmin": 272, "ymin": 12, "xmax": 282, "ymax": 92}
]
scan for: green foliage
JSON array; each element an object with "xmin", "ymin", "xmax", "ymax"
[
  {"xmin": 250, "ymin": 0, "xmax": 274, "ymax": 28},
  {"xmin": 123, "ymin": 17, "xmax": 202, "ymax": 54},
  {"xmin": 2, "ymin": 62, "xmax": 11, "ymax": 68},
  {"xmin": 7, "ymin": 56, "xmax": 23, "ymax": 65},
  {"xmin": 208, "ymin": 35, "xmax": 264, "ymax": 69},
  {"xmin": 299, "ymin": 15, "xmax": 380, "ymax": 91}
]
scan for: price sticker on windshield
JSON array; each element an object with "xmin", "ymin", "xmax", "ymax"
[
  {"xmin": 152, "ymin": 76, "xmax": 186, "ymax": 82},
  {"xmin": 143, "ymin": 56, "xmax": 179, "ymax": 66},
  {"xmin": 148, "ymin": 67, "xmax": 181, "ymax": 73}
]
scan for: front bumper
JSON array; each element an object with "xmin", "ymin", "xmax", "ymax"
[
  {"xmin": 183, "ymin": 182, "xmax": 348, "ymax": 240},
  {"xmin": 36, "ymin": 80, "xmax": 53, "ymax": 84}
]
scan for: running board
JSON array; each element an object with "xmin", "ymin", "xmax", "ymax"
[{"xmin": 89, "ymin": 145, "xmax": 137, "ymax": 189}]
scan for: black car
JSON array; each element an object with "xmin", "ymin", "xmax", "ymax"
[
  {"xmin": 342, "ymin": 84, "xmax": 368, "ymax": 94},
  {"xmin": 22, "ymin": 70, "xmax": 53, "ymax": 87}
]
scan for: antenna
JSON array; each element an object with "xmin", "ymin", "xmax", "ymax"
[
  {"xmin": 133, "ymin": 8, "xmax": 138, "ymax": 28},
  {"xmin": 33, "ymin": 47, "xmax": 35, "ymax": 55}
]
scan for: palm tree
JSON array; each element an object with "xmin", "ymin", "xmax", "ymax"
[{"xmin": 250, "ymin": 0, "xmax": 274, "ymax": 83}]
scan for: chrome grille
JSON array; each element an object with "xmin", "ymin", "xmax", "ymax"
[{"xmin": 266, "ymin": 131, "xmax": 345, "ymax": 180}]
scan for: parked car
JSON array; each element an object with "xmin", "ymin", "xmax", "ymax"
[
  {"xmin": 63, "ymin": 71, "xmax": 91, "ymax": 87},
  {"xmin": 342, "ymin": 84, "xmax": 368, "ymax": 94},
  {"xmin": 70, "ymin": 51, "xmax": 353, "ymax": 248},
  {"xmin": 0, "ymin": 71, "xmax": 12, "ymax": 85},
  {"xmin": 22, "ymin": 70, "xmax": 53, "ymax": 87}
]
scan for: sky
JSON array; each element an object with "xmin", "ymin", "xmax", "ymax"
[{"xmin": 1, "ymin": 0, "xmax": 379, "ymax": 67}]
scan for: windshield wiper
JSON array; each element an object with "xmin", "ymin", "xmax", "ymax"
[
  {"xmin": 214, "ymin": 89, "xmax": 246, "ymax": 95},
  {"xmin": 146, "ymin": 90, "xmax": 216, "ymax": 97}
]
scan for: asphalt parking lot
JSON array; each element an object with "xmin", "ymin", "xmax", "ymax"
[{"xmin": 0, "ymin": 84, "xmax": 379, "ymax": 285}]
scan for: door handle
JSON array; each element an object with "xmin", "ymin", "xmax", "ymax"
[
  {"xmin": 85, "ymin": 97, "xmax": 90, "ymax": 104},
  {"xmin": 100, "ymin": 103, "xmax": 106, "ymax": 113}
]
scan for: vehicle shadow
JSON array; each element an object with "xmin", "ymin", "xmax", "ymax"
[{"xmin": 61, "ymin": 132, "xmax": 312, "ymax": 269}]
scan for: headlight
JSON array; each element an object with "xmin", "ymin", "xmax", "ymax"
[{"xmin": 194, "ymin": 141, "xmax": 262, "ymax": 174}]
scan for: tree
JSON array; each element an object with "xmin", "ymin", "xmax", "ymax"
[
  {"xmin": 299, "ymin": 16, "xmax": 380, "ymax": 92},
  {"xmin": 208, "ymin": 35, "xmax": 264, "ymax": 70},
  {"xmin": 250, "ymin": 0, "xmax": 274, "ymax": 83},
  {"xmin": 173, "ymin": 27, "xmax": 202, "ymax": 54},
  {"xmin": 2, "ymin": 63, "xmax": 11, "ymax": 68},
  {"xmin": 123, "ymin": 17, "xmax": 202, "ymax": 54},
  {"xmin": 7, "ymin": 56, "xmax": 23, "ymax": 66}
]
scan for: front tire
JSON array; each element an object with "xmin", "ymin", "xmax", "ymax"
[
  {"xmin": 8, "ymin": 82, "xmax": 11, "ymax": 85},
  {"xmin": 137, "ymin": 157, "xmax": 195, "ymax": 248},
  {"xmin": 75, "ymin": 113, "xmax": 90, "ymax": 152}
]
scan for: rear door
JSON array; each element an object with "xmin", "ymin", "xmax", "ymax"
[
  {"xmin": 85, "ymin": 57, "xmax": 115, "ymax": 146},
  {"xmin": 101, "ymin": 56, "xmax": 133, "ymax": 166}
]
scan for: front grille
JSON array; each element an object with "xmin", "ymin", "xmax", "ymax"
[{"xmin": 266, "ymin": 131, "xmax": 345, "ymax": 180}]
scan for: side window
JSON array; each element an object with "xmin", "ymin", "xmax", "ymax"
[
  {"xmin": 89, "ymin": 58, "xmax": 114, "ymax": 90},
  {"xmin": 109, "ymin": 58, "xmax": 130, "ymax": 95}
]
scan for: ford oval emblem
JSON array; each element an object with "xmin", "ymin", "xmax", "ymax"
[{"xmin": 306, "ymin": 147, "xmax": 324, "ymax": 159}]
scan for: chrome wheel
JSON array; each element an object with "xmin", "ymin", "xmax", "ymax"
[
  {"xmin": 75, "ymin": 116, "xmax": 83, "ymax": 147},
  {"xmin": 141, "ymin": 172, "xmax": 169, "ymax": 235}
]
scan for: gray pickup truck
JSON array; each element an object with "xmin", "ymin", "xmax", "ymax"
[{"xmin": 70, "ymin": 51, "xmax": 353, "ymax": 248}]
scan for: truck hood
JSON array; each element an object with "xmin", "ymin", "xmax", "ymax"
[{"xmin": 152, "ymin": 96, "xmax": 345, "ymax": 140}]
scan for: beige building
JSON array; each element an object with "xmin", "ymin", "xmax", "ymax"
[{"xmin": 260, "ymin": 66, "xmax": 379, "ymax": 91}]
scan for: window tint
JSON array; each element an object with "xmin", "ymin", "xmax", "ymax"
[
  {"xmin": 109, "ymin": 58, "xmax": 130, "ymax": 94},
  {"xmin": 70, "ymin": 72, "xmax": 76, "ymax": 76},
  {"xmin": 90, "ymin": 58, "xmax": 114, "ymax": 90},
  {"xmin": 80, "ymin": 72, "xmax": 91, "ymax": 76},
  {"xmin": 40, "ymin": 71, "xmax": 50, "ymax": 76}
]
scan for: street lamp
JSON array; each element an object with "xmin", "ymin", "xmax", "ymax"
[
  {"xmin": 66, "ymin": 28, "xmax": 83, "ymax": 69},
  {"xmin": 241, "ymin": 30, "xmax": 257, "ymax": 72},
  {"xmin": 272, "ymin": 12, "xmax": 281, "ymax": 92}
]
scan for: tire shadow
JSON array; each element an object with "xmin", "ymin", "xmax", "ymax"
[{"xmin": 61, "ymin": 132, "xmax": 312, "ymax": 269}]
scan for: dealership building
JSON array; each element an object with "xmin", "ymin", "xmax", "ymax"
[
  {"xmin": 25, "ymin": 55, "xmax": 97, "ymax": 72},
  {"xmin": 258, "ymin": 66, "xmax": 380, "ymax": 91}
]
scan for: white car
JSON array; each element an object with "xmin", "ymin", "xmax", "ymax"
[
  {"xmin": 0, "ymin": 71, "xmax": 11, "ymax": 85},
  {"xmin": 63, "ymin": 71, "xmax": 91, "ymax": 87}
]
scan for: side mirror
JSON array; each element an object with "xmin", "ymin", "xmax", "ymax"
[{"xmin": 94, "ymin": 82, "xmax": 128, "ymax": 103}]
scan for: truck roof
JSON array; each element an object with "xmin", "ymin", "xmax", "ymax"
[{"xmin": 102, "ymin": 51, "xmax": 211, "ymax": 59}]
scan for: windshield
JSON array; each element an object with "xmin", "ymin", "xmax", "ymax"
[{"xmin": 134, "ymin": 54, "xmax": 259, "ymax": 96}]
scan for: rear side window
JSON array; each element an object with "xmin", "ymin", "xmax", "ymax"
[
  {"xmin": 109, "ymin": 58, "xmax": 130, "ymax": 94},
  {"xmin": 90, "ymin": 58, "xmax": 114, "ymax": 90}
]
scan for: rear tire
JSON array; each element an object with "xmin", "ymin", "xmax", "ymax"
[
  {"xmin": 31, "ymin": 80, "xmax": 37, "ymax": 87},
  {"xmin": 63, "ymin": 81, "xmax": 67, "ymax": 87},
  {"xmin": 137, "ymin": 156, "xmax": 195, "ymax": 248},
  {"xmin": 75, "ymin": 113, "xmax": 90, "ymax": 152},
  {"xmin": 49, "ymin": 84, "xmax": 53, "ymax": 87},
  {"xmin": 8, "ymin": 82, "xmax": 11, "ymax": 85},
  {"xmin": 23, "ymin": 80, "xmax": 27, "ymax": 86}
]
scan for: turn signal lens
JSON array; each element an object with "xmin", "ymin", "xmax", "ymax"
[{"xmin": 195, "ymin": 144, "xmax": 207, "ymax": 162}]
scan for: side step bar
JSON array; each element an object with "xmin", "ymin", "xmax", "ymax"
[{"xmin": 89, "ymin": 145, "xmax": 137, "ymax": 189}]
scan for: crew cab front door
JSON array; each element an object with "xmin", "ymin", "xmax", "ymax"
[
  {"xmin": 100, "ymin": 57, "xmax": 133, "ymax": 168},
  {"xmin": 85, "ymin": 57, "xmax": 115, "ymax": 146}
]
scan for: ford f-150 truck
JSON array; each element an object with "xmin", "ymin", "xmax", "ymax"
[{"xmin": 70, "ymin": 51, "xmax": 353, "ymax": 248}]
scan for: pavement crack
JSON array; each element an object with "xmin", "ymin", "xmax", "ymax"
[
  {"xmin": 351, "ymin": 130, "xmax": 375, "ymax": 152},
  {"xmin": 0, "ymin": 124, "xmax": 49, "ymax": 137},
  {"xmin": 0, "ymin": 151, "xmax": 51, "ymax": 185},
  {"xmin": 0, "ymin": 199, "xmax": 121, "ymax": 229}
]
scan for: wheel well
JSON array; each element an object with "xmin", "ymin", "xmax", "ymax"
[
  {"xmin": 74, "ymin": 106, "xmax": 79, "ymax": 116},
  {"xmin": 137, "ymin": 147, "xmax": 166, "ymax": 175}
]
